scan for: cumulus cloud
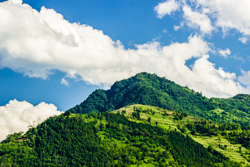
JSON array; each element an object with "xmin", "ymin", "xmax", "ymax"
[
  {"xmin": 154, "ymin": 0, "xmax": 180, "ymax": 19},
  {"xmin": 0, "ymin": 0, "xmax": 248, "ymax": 98},
  {"xmin": 191, "ymin": 55, "xmax": 247, "ymax": 97},
  {"xmin": 155, "ymin": 0, "xmax": 250, "ymax": 36},
  {"xmin": 198, "ymin": 0, "xmax": 250, "ymax": 36},
  {"xmin": 0, "ymin": 99, "xmax": 61, "ymax": 141},
  {"xmin": 9, "ymin": 0, "xmax": 22, "ymax": 4},
  {"xmin": 218, "ymin": 48, "xmax": 231, "ymax": 58},
  {"xmin": 182, "ymin": 5, "xmax": 214, "ymax": 34}
]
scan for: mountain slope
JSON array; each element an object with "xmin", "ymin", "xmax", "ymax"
[
  {"xmin": 0, "ymin": 109, "xmax": 242, "ymax": 167},
  {"xmin": 115, "ymin": 104, "xmax": 250, "ymax": 165},
  {"xmin": 68, "ymin": 72, "xmax": 250, "ymax": 125}
]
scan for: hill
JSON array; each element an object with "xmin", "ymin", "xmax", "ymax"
[
  {"xmin": 115, "ymin": 104, "xmax": 250, "ymax": 165},
  {"xmin": 68, "ymin": 72, "xmax": 250, "ymax": 126},
  {"xmin": 0, "ymin": 108, "xmax": 244, "ymax": 167},
  {"xmin": 2, "ymin": 72, "xmax": 250, "ymax": 166}
]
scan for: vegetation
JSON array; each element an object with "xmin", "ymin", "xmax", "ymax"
[
  {"xmin": 0, "ymin": 108, "xmax": 244, "ymax": 167},
  {"xmin": 68, "ymin": 72, "xmax": 250, "ymax": 126},
  {"xmin": 115, "ymin": 104, "xmax": 250, "ymax": 166},
  {"xmin": 2, "ymin": 72, "xmax": 250, "ymax": 166}
]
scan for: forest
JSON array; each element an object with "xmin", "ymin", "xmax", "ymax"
[
  {"xmin": 68, "ymin": 72, "xmax": 250, "ymax": 126},
  {"xmin": 0, "ymin": 109, "xmax": 245, "ymax": 167}
]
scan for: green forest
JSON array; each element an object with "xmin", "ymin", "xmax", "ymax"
[
  {"xmin": 68, "ymin": 72, "xmax": 250, "ymax": 126},
  {"xmin": 0, "ymin": 109, "xmax": 246, "ymax": 167}
]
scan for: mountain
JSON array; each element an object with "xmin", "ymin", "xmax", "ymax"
[
  {"xmin": 0, "ymin": 107, "xmax": 244, "ymax": 167},
  {"xmin": 1, "ymin": 72, "xmax": 250, "ymax": 166},
  {"xmin": 68, "ymin": 72, "xmax": 250, "ymax": 126}
]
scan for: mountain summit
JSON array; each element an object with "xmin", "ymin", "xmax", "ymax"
[{"xmin": 68, "ymin": 72, "xmax": 250, "ymax": 125}]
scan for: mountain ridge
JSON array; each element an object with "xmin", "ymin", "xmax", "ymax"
[{"xmin": 68, "ymin": 72, "xmax": 250, "ymax": 125}]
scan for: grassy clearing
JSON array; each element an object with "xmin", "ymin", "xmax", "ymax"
[
  {"xmin": 192, "ymin": 135, "xmax": 249, "ymax": 164},
  {"xmin": 112, "ymin": 104, "xmax": 250, "ymax": 165}
]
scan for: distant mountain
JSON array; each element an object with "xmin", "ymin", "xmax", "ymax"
[{"xmin": 68, "ymin": 72, "xmax": 250, "ymax": 125}]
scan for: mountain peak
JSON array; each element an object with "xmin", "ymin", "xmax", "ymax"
[{"xmin": 68, "ymin": 72, "xmax": 250, "ymax": 126}]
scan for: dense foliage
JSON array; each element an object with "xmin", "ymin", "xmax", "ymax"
[
  {"xmin": 0, "ymin": 111, "xmax": 240, "ymax": 167},
  {"xmin": 130, "ymin": 105, "xmax": 250, "ymax": 166},
  {"xmin": 185, "ymin": 118, "xmax": 250, "ymax": 155},
  {"xmin": 68, "ymin": 72, "xmax": 250, "ymax": 125}
]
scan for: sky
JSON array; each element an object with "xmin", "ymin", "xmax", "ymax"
[{"xmin": 1, "ymin": 0, "xmax": 250, "ymax": 139}]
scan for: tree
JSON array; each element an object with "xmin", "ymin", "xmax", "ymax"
[
  {"xmin": 207, "ymin": 145, "xmax": 213, "ymax": 153},
  {"xmin": 64, "ymin": 110, "xmax": 71, "ymax": 117}
]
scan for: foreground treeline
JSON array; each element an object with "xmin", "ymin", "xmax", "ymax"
[
  {"xmin": 68, "ymin": 72, "xmax": 250, "ymax": 126},
  {"xmin": 0, "ymin": 111, "xmax": 243, "ymax": 167}
]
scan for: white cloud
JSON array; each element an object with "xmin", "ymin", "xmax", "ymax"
[
  {"xmin": 174, "ymin": 25, "xmax": 180, "ymax": 31},
  {"xmin": 197, "ymin": 0, "xmax": 250, "ymax": 36},
  {"xmin": 191, "ymin": 55, "xmax": 244, "ymax": 97},
  {"xmin": 238, "ymin": 37, "xmax": 248, "ymax": 44},
  {"xmin": 238, "ymin": 70, "xmax": 250, "ymax": 86},
  {"xmin": 174, "ymin": 22, "xmax": 184, "ymax": 31},
  {"xmin": 9, "ymin": 0, "xmax": 22, "ymax": 4},
  {"xmin": 233, "ymin": 55, "xmax": 245, "ymax": 63},
  {"xmin": 0, "ymin": 99, "xmax": 61, "ymax": 141},
  {"xmin": 154, "ymin": 0, "xmax": 180, "ymax": 19},
  {"xmin": 61, "ymin": 78, "xmax": 68, "ymax": 86},
  {"xmin": 0, "ymin": 0, "xmax": 248, "ymax": 98},
  {"xmin": 218, "ymin": 48, "xmax": 231, "ymax": 58},
  {"xmin": 155, "ymin": 0, "xmax": 250, "ymax": 36},
  {"xmin": 182, "ymin": 5, "xmax": 214, "ymax": 34}
]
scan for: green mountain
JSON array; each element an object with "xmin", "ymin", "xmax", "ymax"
[
  {"xmin": 68, "ymin": 72, "xmax": 250, "ymax": 126},
  {"xmin": 2, "ymin": 72, "xmax": 250, "ymax": 166},
  {"xmin": 0, "ymin": 108, "xmax": 243, "ymax": 167}
]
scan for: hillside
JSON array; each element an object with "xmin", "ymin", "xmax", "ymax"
[
  {"xmin": 2, "ymin": 72, "xmax": 250, "ymax": 166},
  {"xmin": 115, "ymin": 105, "xmax": 250, "ymax": 165},
  {"xmin": 68, "ymin": 72, "xmax": 250, "ymax": 126},
  {"xmin": 0, "ymin": 107, "xmax": 244, "ymax": 167}
]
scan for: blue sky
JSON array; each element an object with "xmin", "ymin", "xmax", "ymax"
[{"xmin": 1, "ymin": 0, "xmax": 250, "ymax": 113}]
